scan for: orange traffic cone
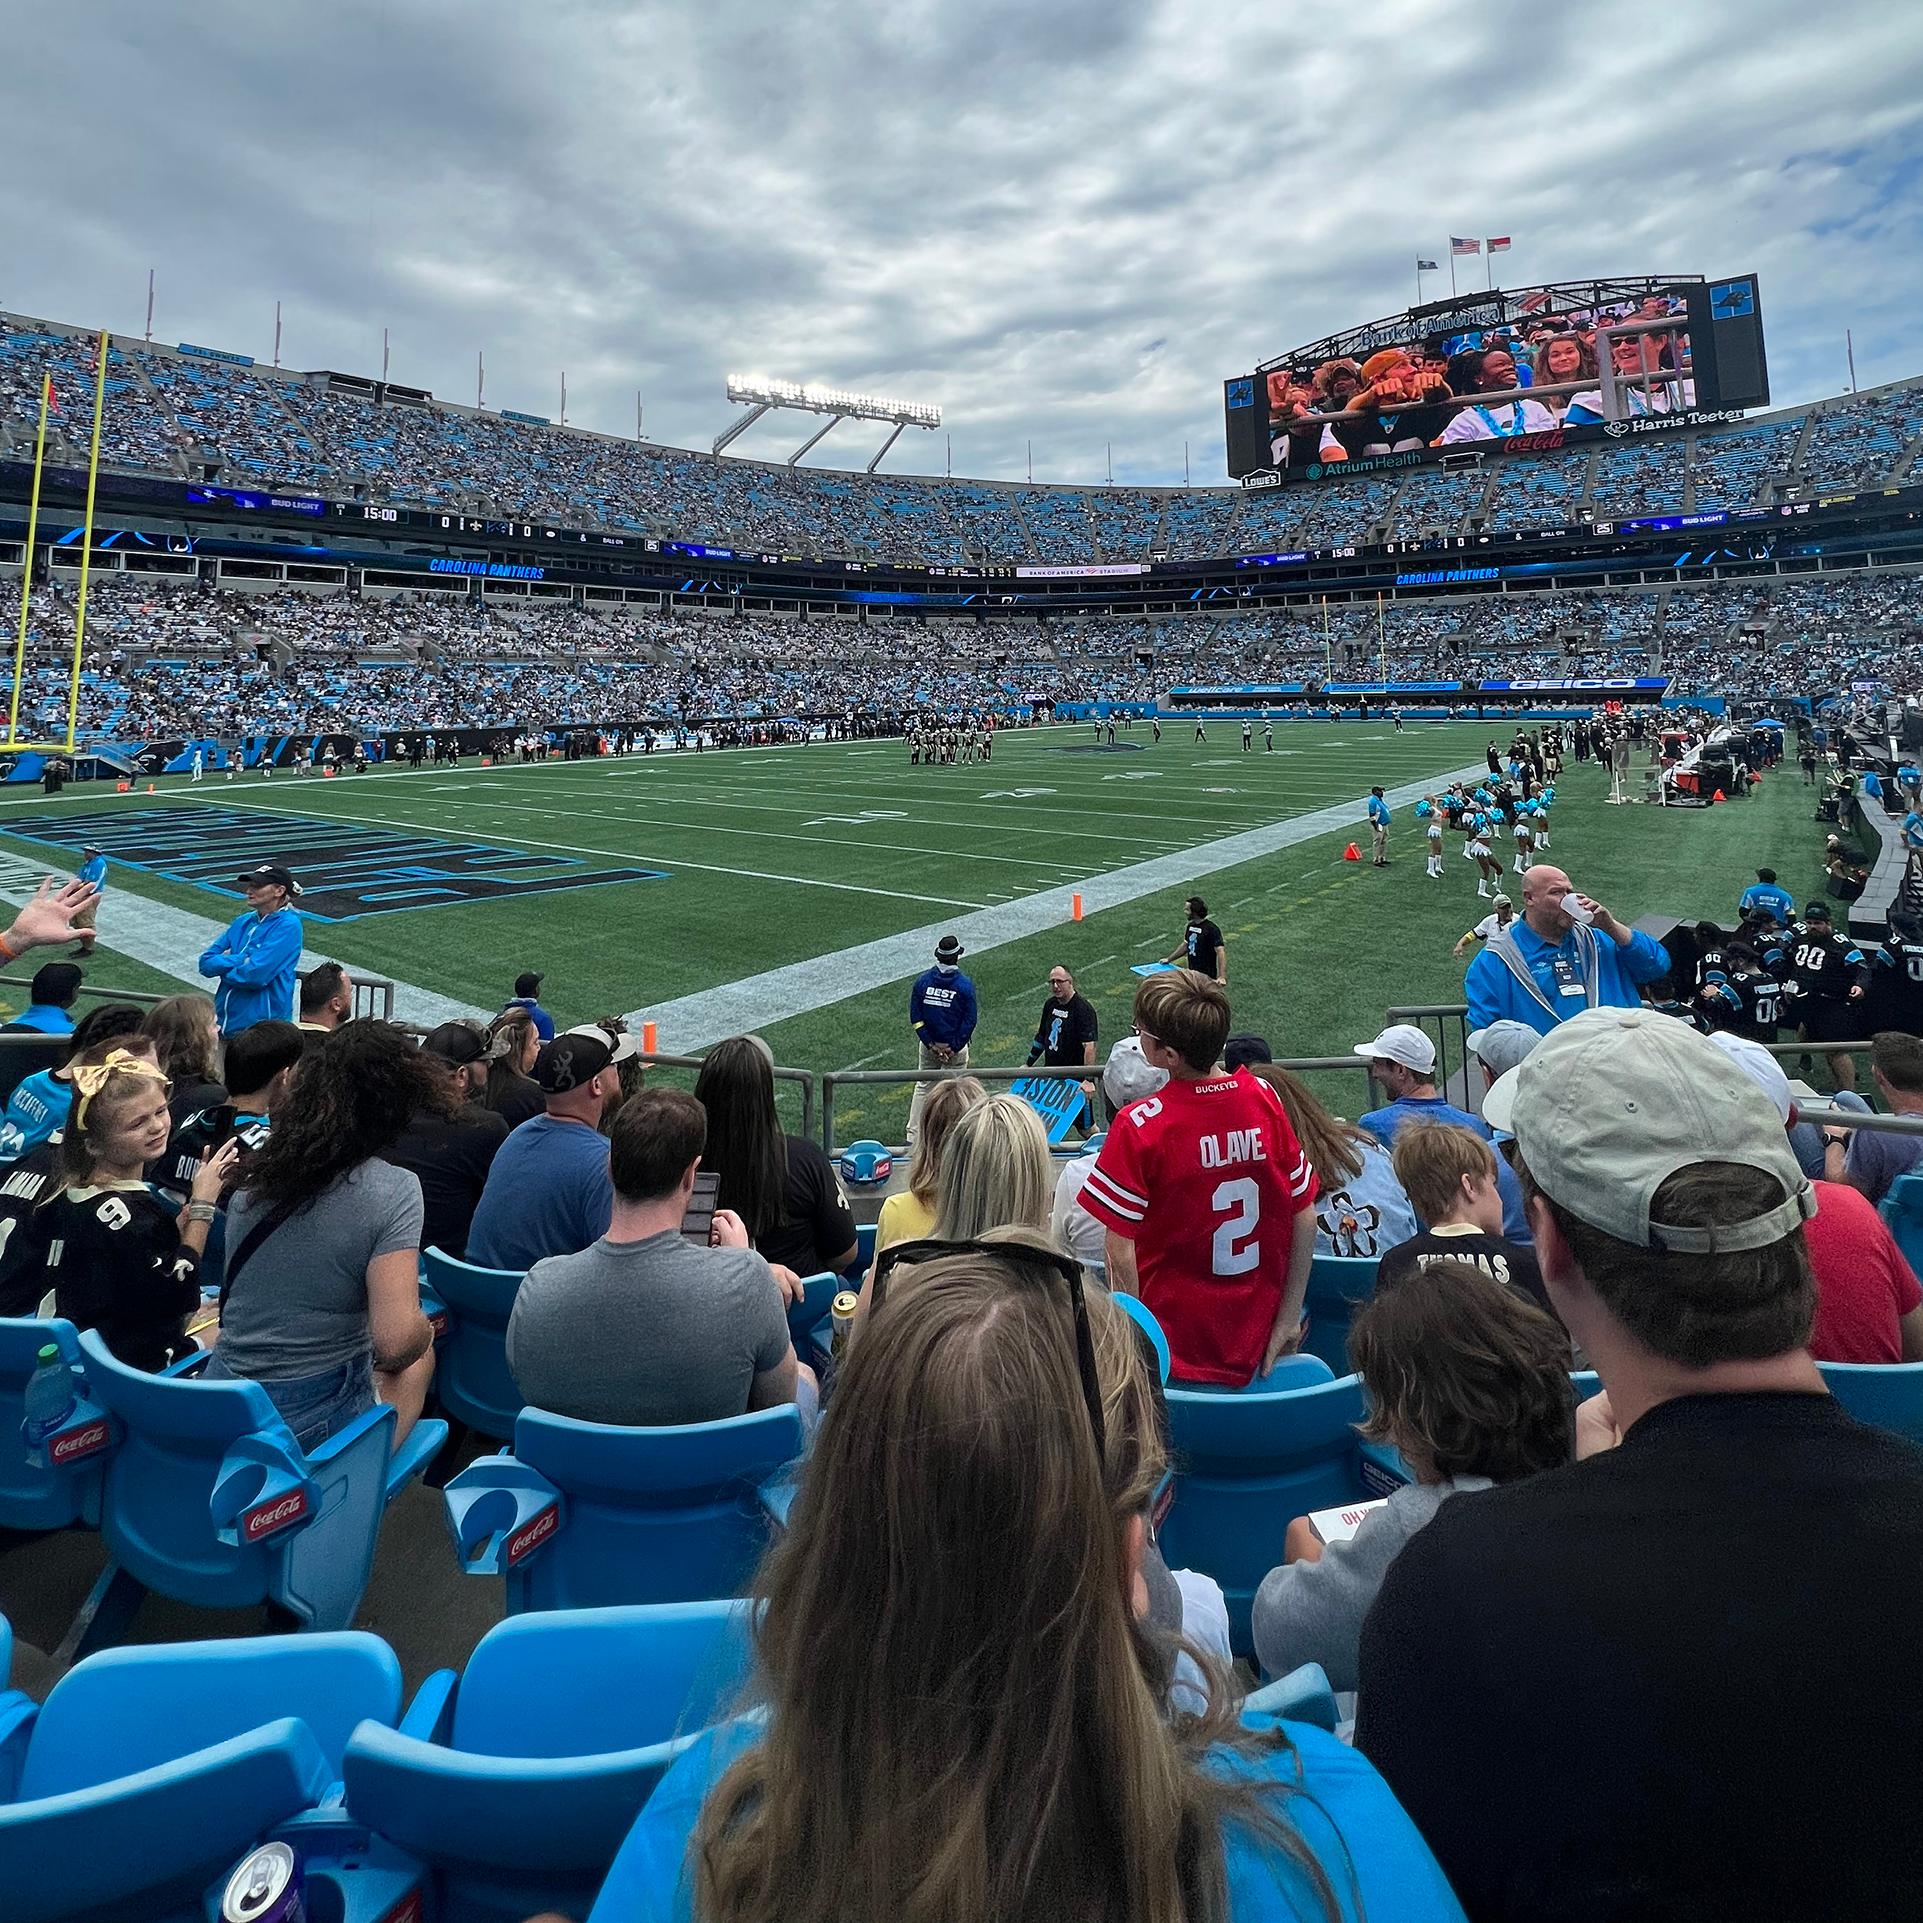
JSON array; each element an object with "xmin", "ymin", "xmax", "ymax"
[
  {"xmin": 145, "ymin": 783, "xmax": 156, "ymax": 794},
  {"xmin": 1712, "ymin": 789, "xmax": 1725, "ymax": 803},
  {"xmin": 115, "ymin": 779, "xmax": 130, "ymax": 793},
  {"xmin": 1342, "ymin": 842, "xmax": 1362, "ymax": 861}
]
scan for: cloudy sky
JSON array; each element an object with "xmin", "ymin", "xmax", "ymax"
[{"xmin": 5, "ymin": 0, "xmax": 1922, "ymax": 487}]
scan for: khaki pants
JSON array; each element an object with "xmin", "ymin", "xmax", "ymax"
[
  {"xmin": 1372, "ymin": 823, "xmax": 1388, "ymax": 862},
  {"xmin": 907, "ymin": 1040, "xmax": 969, "ymax": 1145}
]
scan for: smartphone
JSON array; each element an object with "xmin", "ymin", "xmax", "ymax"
[
  {"xmin": 680, "ymin": 1168, "xmax": 721, "ymax": 1245},
  {"xmin": 203, "ymin": 1104, "xmax": 239, "ymax": 1149}
]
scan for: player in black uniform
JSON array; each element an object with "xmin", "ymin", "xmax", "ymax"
[
  {"xmin": 1870, "ymin": 912, "xmax": 1923, "ymax": 1037},
  {"xmin": 1781, "ymin": 901, "xmax": 1870, "ymax": 1091}
]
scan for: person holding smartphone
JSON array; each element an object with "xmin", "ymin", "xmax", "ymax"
[{"xmin": 507, "ymin": 1087, "xmax": 816, "ymax": 1428}]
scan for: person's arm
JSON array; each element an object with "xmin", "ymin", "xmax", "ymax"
[
  {"xmin": 198, "ymin": 923, "xmax": 237, "ymax": 977},
  {"xmin": 176, "ymin": 1141, "xmax": 243, "ymax": 1263},
  {"xmin": 747, "ymin": 1344, "xmax": 801, "ymax": 1410},
  {"xmin": 221, "ymin": 913, "xmax": 303, "ymax": 986},
  {"xmin": 1261, "ymin": 1204, "xmax": 1318, "ymax": 1373},
  {"xmin": 1026, "ymin": 1005, "xmax": 1049, "ymax": 1066},
  {"xmin": 1900, "ymin": 1304, "xmax": 1923, "ymax": 1363},
  {"xmin": 367, "ymin": 1249, "xmax": 434, "ymax": 1373},
  {"xmin": 1103, "ymin": 1227, "xmax": 1139, "ymax": 1295},
  {"xmin": 956, "ymin": 978, "xmax": 978, "ymax": 1048},
  {"xmin": 806, "ymin": 1146, "xmax": 859, "ymax": 1274},
  {"xmin": 742, "ymin": 1252, "xmax": 804, "ymax": 1409},
  {"xmin": 1462, "ymin": 947, "xmax": 1509, "ymax": 1034},
  {"xmin": 0, "ymin": 876, "xmax": 99, "ymax": 962},
  {"xmin": 1214, "ymin": 930, "xmax": 1227, "ymax": 986}
]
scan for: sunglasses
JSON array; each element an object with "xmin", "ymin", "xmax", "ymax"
[{"xmin": 872, "ymin": 1236, "xmax": 1107, "ymax": 1460}]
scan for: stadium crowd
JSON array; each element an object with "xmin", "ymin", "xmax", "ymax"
[
  {"xmin": 0, "ymin": 834, "xmax": 1920, "ymax": 1922},
  {"xmin": 6, "ymin": 311, "xmax": 1921, "ymax": 567}
]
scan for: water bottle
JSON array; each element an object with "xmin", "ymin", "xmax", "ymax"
[{"xmin": 22, "ymin": 1343, "xmax": 75, "ymax": 1469}]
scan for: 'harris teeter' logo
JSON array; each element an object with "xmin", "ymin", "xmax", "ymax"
[{"xmin": 10, "ymin": 806, "xmax": 668, "ymax": 922}]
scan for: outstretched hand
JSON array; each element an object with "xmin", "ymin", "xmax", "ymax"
[{"xmin": 6, "ymin": 875, "xmax": 97, "ymax": 953}]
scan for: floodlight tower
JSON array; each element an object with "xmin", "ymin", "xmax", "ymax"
[{"xmin": 717, "ymin": 376, "xmax": 942, "ymax": 472}]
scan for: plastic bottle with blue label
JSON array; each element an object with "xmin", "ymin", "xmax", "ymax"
[{"xmin": 22, "ymin": 1343, "xmax": 75, "ymax": 1469}]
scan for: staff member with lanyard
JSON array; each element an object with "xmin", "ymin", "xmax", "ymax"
[
  {"xmin": 198, "ymin": 863, "xmax": 305, "ymax": 1036},
  {"xmin": 1026, "ymin": 964, "xmax": 1099, "ymax": 1134},
  {"xmin": 1465, "ymin": 864, "xmax": 1669, "ymax": 1037}
]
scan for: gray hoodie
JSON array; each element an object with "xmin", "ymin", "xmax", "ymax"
[{"xmin": 1252, "ymin": 1475, "xmax": 1492, "ymax": 1691}]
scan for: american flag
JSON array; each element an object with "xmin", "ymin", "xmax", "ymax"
[
  {"xmin": 1450, "ymin": 238, "xmax": 1480, "ymax": 256},
  {"xmin": 1519, "ymin": 289, "xmax": 1553, "ymax": 314}
]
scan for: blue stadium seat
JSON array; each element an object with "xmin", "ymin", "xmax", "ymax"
[
  {"xmin": 60, "ymin": 1329, "xmax": 445, "ymax": 1659},
  {"xmin": 847, "ymin": 1220, "xmax": 876, "ymax": 1283},
  {"xmin": 343, "ymin": 1602, "xmax": 754, "ymax": 1923},
  {"xmin": 0, "ymin": 1631, "xmax": 402, "ymax": 1923},
  {"xmin": 1302, "ymin": 1254, "xmax": 1379, "ymax": 1374},
  {"xmin": 423, "ymin": 1245, "xmax": 527, "ymax": 1441},
  {"xmin": 0, "ymin": 1316, "xmax": 117, "ymax": 1534},
  {"xmin": 785, "ymin": 1270, "xmax": 839, "ymax": 1347},
  {"xmin": 1878, "ymin": 1171, "xmax": 1923, "ymax": 1278},
  {"xmin": 1158, "ymin": 1367, "xmax": 1365, "ymax": 1656},
  {"xmin": 444, "ymin": 1404, "xmax": 804, "ymax": 1614},
  {"xmin": 1820, "ymin": 1360, "xmax": 1923, "ymax": 1446},
  {"xmin": 1115, "ymin": 1292, "xmax": 1171, "ymax": 1385}
]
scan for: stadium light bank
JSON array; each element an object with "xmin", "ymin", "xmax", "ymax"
[{"xmin": 719, "ymin": 374, "xmax": 942, "ymax": 471}]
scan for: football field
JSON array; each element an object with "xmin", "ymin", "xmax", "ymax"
[{"xmin": 0, "ymin": 721, "xmax": 1811, "ymax": 1143}]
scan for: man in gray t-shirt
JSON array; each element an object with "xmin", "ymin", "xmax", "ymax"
[{"xmin": 506, "ymin": 1086, "xmax": 812, "ymax": 1427}]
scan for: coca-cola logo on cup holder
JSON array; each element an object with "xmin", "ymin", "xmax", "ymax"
[
  {"xmin": 242, "ymin": 1488, "xmax": 310, "ymax": 1541},
  {"xmin": 505, "ymin": 1503, "xmax": 560, "ymax": 1565}
]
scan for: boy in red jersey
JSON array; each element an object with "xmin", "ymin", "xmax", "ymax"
[{"xmin": 1080, "ymin": 969, "xmax": 1320, "ymax": 1384}]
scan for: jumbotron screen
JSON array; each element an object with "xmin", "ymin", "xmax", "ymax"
[{"xmin": 1223, "ymin": 273, "xmax": 1769, "ymax": 483}]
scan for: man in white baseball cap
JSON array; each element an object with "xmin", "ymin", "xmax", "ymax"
[
  {"xmin": 1352, "ymin": 1022, "xmax": 1490, "ymax": 1150},
  {"xmin": 1357, "ymin": 1008, "xmax": 1923, "ymax": 1923}
]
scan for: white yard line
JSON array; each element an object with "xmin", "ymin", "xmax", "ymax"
[
  {"xmin": 0, "ymin": 852, "xmax": 487, "ymax": 1026},
  {"xmin": 627, "ymin": 763, "xmax": 1488, "ymax": 1049}
]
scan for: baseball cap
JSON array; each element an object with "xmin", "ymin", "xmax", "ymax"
[
  {"xmin": 1803, "ymin": 901, "xmax": 1833, "ymax": 922},
  {"xmin": 1352, "ymin": 1023, "xmax": 1437, "ymax": 1074},
  {"xmin": 237, "ymin": 862, "xmax": 300, "ymax": 895},
  {"xmin": 534, "ymin": 1021, "xmax": 639, "ymax": 1093},
  {"xmin": 1481, "ymin": 1008, "xmax": 1813, "ymax": 1253},
  {"xmin": 1103, "ymin": 1035, "xmax": 1169, "ymax": 1109},
  {"xmin": 1706, "ymin": 1030, "xmax": 1794, "ymax": 1126},
  {"xmin": 1466, "ymin": 1019, "xmax": 1540, "ymax": 1082},
  {"xmin": 513, "ymin": 971, "xmax": 545, "ymax": 999},
  {"xmin": 934, "ymin": 935, "xmax": 964, "ymax": 964},
  {"xmin": 422, "ymin": 1020, "xmax": 488, "ymax": 1068},
  {"xmin": 1223, "ymin": 1032, "xmax": 1273, "ymax": 1071}
]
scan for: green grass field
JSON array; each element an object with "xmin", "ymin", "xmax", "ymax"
[{"xmin": 0, "ymin": 721, "xmax": 1821, "ymax": 1142}]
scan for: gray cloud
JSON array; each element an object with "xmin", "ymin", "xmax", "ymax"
[{"xmin": 4, "ymin": 0, "xmax": 1920, "ymax": 488}]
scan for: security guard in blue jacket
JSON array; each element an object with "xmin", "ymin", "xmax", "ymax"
[
  {"xmin": 198, "ymin": 863, "xmax": 304, "ymax": 1036},
  {"xmin": 907, "ymin": 933, "xmax": 977, "ymax": 1144}
]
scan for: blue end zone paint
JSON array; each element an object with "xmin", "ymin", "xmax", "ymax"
[{"xmin": 5, "ymin": 805, "xmax": 667, "ymax": 922}]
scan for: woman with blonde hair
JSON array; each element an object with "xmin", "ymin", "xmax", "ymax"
[
  {"xmin": 141, "ymin": 993, "xmax": 225, "ymax": 1127},
  {"xmin": 1253, "ymin": 1065, "xmax": 1416, "ymax": 1263},
  {"xmin": 591, "ymin": 1235, "xmax": 1465, "ymax": 1923},
  {"xmin": 481, "ymin": 1005, "xmax": 545, "ymax": 1129},
  {"xmin": 873, "ymin": 1072, "xmax": 984, "ymax": 1251},
  {"xmin": 931, "ymin": 1089, "xmax": 1055, "ymax": 1241}
]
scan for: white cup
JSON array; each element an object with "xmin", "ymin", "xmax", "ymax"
[{"xmin": 1561, "ymin": 892, "xmax": 1595, "ymax": 925}]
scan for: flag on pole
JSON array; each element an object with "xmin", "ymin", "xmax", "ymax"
[
  {"xmin": 1520, "ymin": 288, "xmax": 1552, "ymax": 314},
  {"xmin": 1486, "ymin": 236, "xmax": 1512, "ymax": 252},
  {"xmin": 1416, "ymin": 257, "xmax": 1439, "ymax": 271},
  {"xmin": 1450, "ymin": 237, "xmax": 1481, "ymax": 255},
  {"xmin": 42, "ymin": 374, "xmax": 59, "ymax": 416}
]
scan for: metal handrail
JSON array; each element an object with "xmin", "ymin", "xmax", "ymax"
[
  {"xmin": 0, "ymin": 974, "xmax": 174, "ymax": 1008},
  {"xmin": 820, "ymin": 1056, "xmax": 1382, "ymax": 1156},
  {"xmin": 1384, "ymin": 1002, "xmax": 1473, "ymax": 1100}
]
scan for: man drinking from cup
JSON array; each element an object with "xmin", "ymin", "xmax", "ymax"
[{"xmin": 1465, "ymin": 864, "xmax": 1671, "ymax": 1037}]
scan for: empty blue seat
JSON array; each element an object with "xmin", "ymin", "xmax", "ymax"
[
  {"xmin": 786, "ymin": 1269, "xmax": 839, "ymax": 1346},
  {"xmin": 1302, "ymin": 1254, "xmax": 1378, "ymax": 1375},
  {"xmin": 62, "ymin": 1329, "xmax": 445, "ymax": 1659},
  {"xmin": 1820, "ymin": 1360, "xmax": 1923, "ymax": 1446},
  {"xmin": 344, "ymin": 1601, "xmax": 754, "ymax": 1923},
  {"xmin": 1115, "ymin": 1292, "xmax": 1171, "ymax": 1385},
  {"xmin": 423, "ymin": 1244, "xmax": 527, "ymax": 1440},
  {"xmin": 1159, "ymin": 1368, "xmax": 1366, "ymax": 1656},
  {"xmin": 0, "ymin": 1316, "xmax": 118, "ymax": 1534},
  {"xmin": 0, "ymin": 1631, "xmax": 401, "ymax": 1923},
  {"xmin": 445, "ymin": 1404, "xmax": 804, "ymax": 1614},
  {"xmin": 1879, "ymin": 1172, "xmax": 1923, "ymax": 1278}
]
